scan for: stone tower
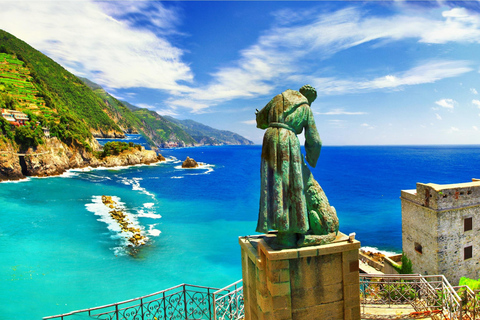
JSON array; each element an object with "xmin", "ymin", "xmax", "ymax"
[{"xmin": 401, "ymin": 179, "xmax": 480, "ymax": 285}]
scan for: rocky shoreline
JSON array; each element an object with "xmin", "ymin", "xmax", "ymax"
[
  {"xmin": 101, "ymin": 195, "xmax": 148, "ymax": 248},
  {"xmin": 0, "ymin": 137, "xmax": 166, "ymax": 182}
]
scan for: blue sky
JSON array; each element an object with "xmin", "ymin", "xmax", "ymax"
[{"xmin": 1, "ymin": 1, "xmax": 480, "ymax": 145}]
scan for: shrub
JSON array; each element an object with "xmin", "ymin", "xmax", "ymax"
[
  {"xmin": 392, "ymin": 253, "xmax": 413, "ymax": 274},
  {"xmin": 459, "ymin": 277, "xmax": 480, "ymax": 290},
  {"xmin": 14, "ymin": 125, "xmax": 43, "ymax": 150},
  {"xmin": 381, "ymin": 280, "xmax": 418, "ymax": 302},
  {"xmin": 96, "ymin": 141, "xmax": 141, "ymax": 159}
]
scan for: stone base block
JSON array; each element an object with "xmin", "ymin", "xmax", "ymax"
[{"xmin": 240, "ymin": 232, "xmax": 360, "ymax": 320}]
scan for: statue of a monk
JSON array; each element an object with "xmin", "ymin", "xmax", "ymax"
[{"xmin": 256, "ymin": 85, "xmax": 339, "ymax": 248}]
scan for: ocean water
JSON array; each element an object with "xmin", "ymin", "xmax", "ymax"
[{"xmin": 1, "ymin": 138, "xmax": 480, "ymax": 319}]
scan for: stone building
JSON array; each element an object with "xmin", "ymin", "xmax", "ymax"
[{"xmin": 401, "ymin": 179, "xmax": 480, "ymax": 285}]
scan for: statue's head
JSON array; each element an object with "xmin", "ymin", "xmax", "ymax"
[{"xmin": 299, "ymin": 85, "xmax": 317, "ymax": 105}]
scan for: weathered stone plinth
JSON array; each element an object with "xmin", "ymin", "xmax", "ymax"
[{"xmin": 240, "ymin": 232, "xmax": 360, "ymax": 320}]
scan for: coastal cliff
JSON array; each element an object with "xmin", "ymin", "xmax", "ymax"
[{"xmin": 0, "ymin": 137, "xmax": 163, "ymax": 181}]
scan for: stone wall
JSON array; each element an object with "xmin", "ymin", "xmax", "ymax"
[{"xmin": 402, "ymin": 181, "xmax": 480, "ymax": 285}]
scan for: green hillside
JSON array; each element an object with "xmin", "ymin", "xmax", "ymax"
[
  {"xmin": 81, "ymin": 78, "xmax": 194, "ymax": 148},
  {"xmin": 80, "ymin": 77, "xmax": 143, "ymax": 134},
  {"xmin": 132, "ymin": 108, "xmax": 197, "ymax": 147},
  {"xmin": 165, "ymin": 116, "xmax": 254, "ymax": 145},
  {"xmin": 0, "ymin": 29, "xmax": 123, "ymax": 151},
  {"xmin": 0, "ymin": 29, "xmax": 253, "ymax": 151}
]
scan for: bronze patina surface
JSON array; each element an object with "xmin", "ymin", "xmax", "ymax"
[{"xmin": 256, "ymin": 85, "xmax": 339, "ymax": 248}]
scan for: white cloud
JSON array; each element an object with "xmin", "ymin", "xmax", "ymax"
[
  {"xmin": 0, "ymin": 1, "xmax": 192, "ymax": 92},
  {"xmin": 135, "ymin": 103, "xmax": 179, "ymax": 117},
  {"xmin": 435, "ymin": 98, "xmax": 457, "ymax": 109},
  {"xmin": 471, "ymin": 88, "xmax": 478, "ymax": 95},
  {"xmin": 317, "ymin": 108, "xmax": 367, "ymax": 115},
  {"xmin": 436, "ymin": 113, "xmax": 442, "ymax": 120},
  {"xmin": 313, "ymin": 60, "xmax": 472, "ymax": 95},
  {"xmin": 361, "ymin": 123, "xmax": 375, "ymax": 129},
  {"xmin": 2, "ymin": 3, "xmax": 480, "ymax": 114},
  {"xmin": 473, "ymin": 100, "xmax": 480, "ymax": 108},
  {"xmin": 448, "ymin": 126, "xmax": 460, "ymax": 133},
  {"xmin": 192, "ymin": 6, "xmax": 479, "ymax": 103},
  {"xmin": 328, "ymin": 119, "xmax": 346, "ymax": 128},
  {"xmin": 241, "ymin": 120, "xmax": 257, "ymax": 125},
  {"xmin": 473, "ymin": 126, "xmax": 479, "ymax": 131}
]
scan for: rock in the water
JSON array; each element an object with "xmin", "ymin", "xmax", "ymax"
[{"xmin": 182, "ymin": 156, "xmax": 198, "ymax": 168}]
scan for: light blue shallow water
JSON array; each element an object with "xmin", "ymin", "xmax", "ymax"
[{"xmin": 1, "ymin": 139, "xmax": 480, "ymax": 319}]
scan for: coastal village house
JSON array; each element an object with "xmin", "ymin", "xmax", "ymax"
[
  {"xmin": 1, "ymin": 108, "xmax": 29, "ymax": 126},
  {"xmin": 401, "ymin": 179, "xmax": 480, "ymax": 285}
]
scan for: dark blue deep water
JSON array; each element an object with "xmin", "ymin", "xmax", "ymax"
[{"xmin": 1, "ymin": 138, "xmax": 480, "ymax": 319}]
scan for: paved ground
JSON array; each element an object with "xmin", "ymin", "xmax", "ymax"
[{"xmin": 361, "ymin": 304, "xmax": 436, "ymax": 320}]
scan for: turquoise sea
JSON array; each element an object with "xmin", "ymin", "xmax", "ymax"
[{"xmin": 1, "ymin": 136, "xmax": 480, "ymax": 319}]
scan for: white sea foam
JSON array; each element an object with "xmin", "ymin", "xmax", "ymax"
[
  {"xmin": 137, "ymin": 209, "xmax": 162, "ymax": 219},
  {"xmin": 85, "ymin": 195, "xmax": 149, "ymax": 255},
  {"xmin": 69, "ymin": 166, "xmax": 95, "ymax": 172},
  {"xmin": 143, "ymin": 203, "xmax": 154, "ymax": 209},
  {"xmin": 163, "ymin": 156, "xmax": 177, "ymax": 163},
  {"xmin": 119, "ymin": 177, "xmax": 156, "ymax": 198},
  {"xmin": 147, "ymin": 224, "xmax": 161, "ymax": 236},
  {"xmin": 0, "ymin": 177, "xmax": 31, "ymax": 183},
  {"xmin": 174, "ymin": 163, "xmax": 214, "ymax": 175},
  {"xmin": 361, "ymin": 246, "xmax": 400, "ymax": 257},
  {"xmin": 171, "ymin": 176, "xmax": 184, "ymax": 179}
]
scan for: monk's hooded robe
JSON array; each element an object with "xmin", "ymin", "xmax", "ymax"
[{"xmin": 256, "ymin": 89, "xmax": 321, "ymax": 234}]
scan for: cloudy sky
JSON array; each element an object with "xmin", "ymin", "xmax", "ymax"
[{"xmin": 1, "ymin": 0, "xmax": 480, "ymax": 145}]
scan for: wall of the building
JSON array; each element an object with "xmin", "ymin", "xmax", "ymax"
[
  {"xmin": 402, "ymin": 182, "xmax": 480, "ymax": 286},
  {"xmin": 438, "ymin": 207, "xmax": 480, "ymax": 285},
  {"xmin": 401, "ymin": 192, "xmax": 440, "ymax": 276}
]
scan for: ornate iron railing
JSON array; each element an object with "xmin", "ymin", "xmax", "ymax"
[
  {"xmin": 360, "ymin": 274, "xmax": 462, "ymax": 319},
  {"xmin": 43, "ymin": 283, "xmax": 220, "ymax": 320},
  {"xmin": 45, "ymin": 273, "xmax": 480, "ymax": 320},
  {"xmin": 213, "ymin": 280, "xmax": 244, "ymax": 320},
  {"xmin": 453, "ymin": 285, "xmax": 480, "ymax": 320}
]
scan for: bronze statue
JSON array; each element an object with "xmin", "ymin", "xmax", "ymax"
[{"xmin": 256, "ymin": 85, "xmax": 339, "ymax": 248}]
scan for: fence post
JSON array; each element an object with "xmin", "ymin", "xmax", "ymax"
[
  {"xmin": 184, "ymin": 285, "xmax": 188, "ymax": 320},
  {"xmin": 163, "ymin": 291, "xmax": 167, "ymax": 320},
  {"xmin": 207, "ymin": 288, "xmax": 212, "ymax": 320},
  {"xmin": 212, "ymin": 291, "xmax": 217, "ymax": 320},
  {"xmin": 141, "ymin": 298, "xmax": 144, "ymax": 320},
  {"xmin": 229, "ymin": 290, "xmax": 233, "ymax": 319},
  {"xmin": 116, "ymin": 304, "xmax": 119, "ymax": 320}
]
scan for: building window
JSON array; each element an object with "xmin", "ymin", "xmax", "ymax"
[
  {"xmin": 465, "ymin": 246, "xmax": 473, "ymax": 260},
  {"xmin": 465, "ymin": 217, "xmax": 473, "ymax": 232},
  {"xmin": 414, "ymin": 242, "xmax": 423, "ymax": 254}
]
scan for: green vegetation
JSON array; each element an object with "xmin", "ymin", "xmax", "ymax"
[
  {"xmin": 133, "ymin": 109, "xmax": 196, "ymax": 146},
  {"xmin": 380, "ymin": 280, "xmax": 417, "ymax": 302},
  {"xmin": 0, "ymin": 116, "xmax": 14, "ymax": 141},
  {"xmin": 96, "ymin": 141, "xmax": 142, "ymax": 159},
  {"xmin": 0, "ymin": 29, "xmax": 253, "ymax": 153},
  {"xmin": 0, "ymin": 30, "xmax": 123, "ymax": 151},
  {"xmin": 392, "ymin": 253, "xmax": 413, "ymax": 274},
  {"xmin": 459, "ymin": 277, "xmax": 480, "ymax": 290},
  {"xmin": 14, "ymin": 123, "xmax": 43, "ymax": 149},
  {"xmin": 164, "ymin": 116, "xmax": 254, "ymax": 145}
]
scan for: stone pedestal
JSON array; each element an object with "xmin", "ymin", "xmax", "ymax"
[{"xmin": 239, "ymin": 232, "xmax": 360, "ymax": 320}]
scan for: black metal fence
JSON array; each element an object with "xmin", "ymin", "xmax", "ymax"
[{"xmin": 43, "ymin": 283, "xmax": 227, "ymax": 320}]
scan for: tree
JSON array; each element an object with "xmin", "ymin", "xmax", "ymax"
[{"xmin": 393, "ymin": 253, "xmax": 413, "ymax": 274}]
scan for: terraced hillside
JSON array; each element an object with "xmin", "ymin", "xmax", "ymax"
[
  {"xmin": 0, "ymin": 30, "xmax": 124, "ymax": 143},
  {"xmin": 0, "ymin": 53, "xmax": 55, "ymax": 119}
]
